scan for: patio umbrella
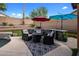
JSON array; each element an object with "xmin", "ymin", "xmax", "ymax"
[
  {"xmin": 32, "ymin": 16, "xmax": 50, "ymax": 27},
  {"xmin": 49, "ymin": 14, "xmax": 77, "ymax": 29}
]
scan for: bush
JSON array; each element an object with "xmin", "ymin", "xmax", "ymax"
[
  {"xmin": 71, "ymin": 48, "xmax": 78, "ymax": 56},
  {"xmin": 12, "ymin": 30, "xmax": 22, "ymax": 36},
  {"xmin": 30, "ymin": 24, "xmax": 35, "ymax": 27},
  {"xmin": 8, "ymin": 24, "xmax": 14, "ymax": 26},
  {"xmin": 2, "ymin": 22, "xmax": 7, "ymax": 26},
  {"xmin": 63, "ymin": 32, "xmax": 68, "ymax": 42}
]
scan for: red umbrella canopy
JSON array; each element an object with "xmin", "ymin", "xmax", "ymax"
[{"xmin": 32, "ymin": 16, "xmax": 50, "ymax": 22}]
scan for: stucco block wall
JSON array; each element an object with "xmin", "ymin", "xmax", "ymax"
[
  {"xmin": 6, "ymin": 17, "xmax": 22, "ymax": 25},
  {"xmin": 62, "ymin": 19, "xmax": 77, "ymax": 31},
  {"xmin": 0, "ymin": 17, "xmax": 77, "ymax": 31},
  {"xmin": 0, "ymin": 17, "xmax": 6, "ymax": 23},
  {"xmin": 0, "ymin": 17, "xmax": 33, "ymax": 25},
  {"xmin": 35, "ymin": 19, "xmax": 77, "ymax": 31}
]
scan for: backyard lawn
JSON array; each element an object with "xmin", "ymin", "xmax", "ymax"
[{"xmin": 3, "ymin": 30, "xmax": 22, "ymax": 36}]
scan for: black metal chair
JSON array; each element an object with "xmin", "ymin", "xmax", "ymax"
[
  {"xmin": 22, "ymin": 34, "xmax": 28, "ymax": 41},
  {"xmin": 43, "ymin": 31, "xmax": 55, "ymax": 45},
  {"xmin": 22, "ymin": 29, "xmax": 32, "ymax": 41},
  {"xmin": 55, "ymin": 31, "xmax": 67, "ymax": 42}
]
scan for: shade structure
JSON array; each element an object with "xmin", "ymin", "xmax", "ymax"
[
  {"xmin": 71, "ymin": 3, "xmax": 77, "ymax": 9},
  {"xmin": 49, "ymin": 14, "xmax": 77, "ymax": 29},
  {"xmin": 32, "ymin": 16, "xmax": 50, "ymax": 27}
]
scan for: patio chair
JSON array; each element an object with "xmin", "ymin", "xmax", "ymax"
[
  {"xmin": 43, "ymin": 31, "xmax": 55, "ymax": 45},
  {"xmin": 22, "ymin": 34, "xmax": 28, "ymax": 41},
  {"xmin": 55, "ymin": 31, "xmax": 67, "ymax": 42},
  {"xmin": 22, "ymin": 29, "xmax": 31, "ymax": 41},
  {"xmin": 32, "ymin": 33, "xmax": 42, "ymax": 43},
  {"xmin": 28, "ymin": 29, "xmax": 35, "ymax": 40},
  {"xmin": 28, "ymin": 29, "xmax": 35, "ymax": 34}
]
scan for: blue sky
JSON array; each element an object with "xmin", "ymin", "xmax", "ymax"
[{"xmin": 5, "ymin": 3, "xmax": 74, "ymax": 18}]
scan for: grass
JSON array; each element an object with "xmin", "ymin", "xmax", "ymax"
[
  {"xmin": 3, "ymin": 30, "xmax": 22, "ymax": 36},
  {"xmin": 71, "ymin": 48, "xmax": 78, "ymax": 56},
  {"xmin": 12, "ymin": 30, "xmax": 22, "ymax": 36}
]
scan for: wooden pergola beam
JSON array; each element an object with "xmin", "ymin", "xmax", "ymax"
[
  {"xmin": 72, "ymin": 3, "xmax": 79, "ymax": 48},
  {"xmin": 77, "ymin": 4, "xmax": 79, "ymax": 48},
  {"xmin": 71, "ymin": 3, "xmax": 77, "ymax": 9}
]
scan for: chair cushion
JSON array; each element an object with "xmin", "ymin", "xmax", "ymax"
[
  {"xmin": 23, "ymin": 29, "xmax": 28, "ymax": 34},
  {"xmin": 35, "ymin": 29, "xmax": 42, "ymax": 33},
  {"xmin": 28, "ymin": 29, "xmax": 35, "ymax": 34}
]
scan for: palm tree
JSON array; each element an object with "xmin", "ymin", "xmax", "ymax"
[
  {"xmin": 22, "ymin": 4, "xmax": 26, "ymax": 25},
  {"xmin": 0, "ymin": 3, "xmax": 6, "ymax": 12}
]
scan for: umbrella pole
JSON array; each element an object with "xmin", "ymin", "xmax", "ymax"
[
  {"xmin": 61, "ymin": 19, "xmax": 63, "ymax": 30},
  {"xmin": 40, "ymin": 22, "xmax": 41, "ymax": 28}
]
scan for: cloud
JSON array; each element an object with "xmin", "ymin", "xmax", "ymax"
[
  {"xmin": 62, "ymin": 6, "xmax": 68, "ymax": 10},
  {"xmin": 11, "ymin": 13, "xmax": 16, "ymax": 16},
  {"xmin": 17, "ymin": 13, "xmax": 22, "ymax": 17},
  {"xmin": 11, "ymin": 13, "xmax": 22, "ymax": 18}
]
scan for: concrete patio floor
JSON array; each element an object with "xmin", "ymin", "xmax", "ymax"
[
  {"xmin": 0, "ymin": 36, "xmax": 76, "ymax": 56},
  {"xmin": 0, "ymin": 37, "xmax": 32, "ymax": 56},
  {"xmin": 55, "ymin": 37, "xmax": 77, "ymax": 48}
]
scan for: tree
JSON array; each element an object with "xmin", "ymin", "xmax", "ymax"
[
  {"xmin": 30, "ymin": 9, "xmax": 37, "ymax": 18},
  {"xmin": 37, "ymin": 7, "xmax": 48, "ymax": 17},
  {"xmin": 30, "ymin": 7, "xmax": 48, "ymax": 18},
  {"xmin": 0, "ymin": 3, "xmax": 6, "ymax": 12},
  {"xmin": 26, "ymin": 16, "xmax": 30, "ymax": 19}
]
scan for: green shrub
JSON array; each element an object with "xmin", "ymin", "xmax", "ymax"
[
  {"xmin": 2, "ymin": 22, "xmax": 7, "ymax": 26},
  {"xmin": 8, "ymin": 24, "xmax": 14, "ymax": 26},
  {"xmin": 71, "ymin": 48, "xmax": 78, "ymax": 56},
  {"xmin": 12, "ymin": 30, "xmax": 22, "ymax": 36},
  {"xmin": 63, "ymin": 32, "xmax": 68, "ymax": 42},
  {"xmin": 30, "ymin": 24, "xmax": 35, "ymax": 27}
]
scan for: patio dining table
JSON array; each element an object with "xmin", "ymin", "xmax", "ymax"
[
  {"xmin": 32, "ymin": 33, "xmax": 42, "ymax": 43},
  {"xmin": 22, "ymin": 29, "xmax": 68, "ymax": 43}
]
